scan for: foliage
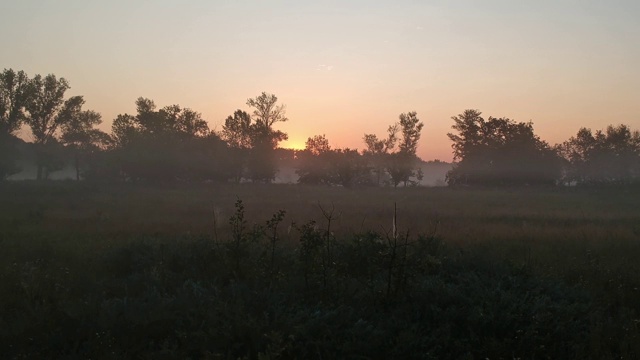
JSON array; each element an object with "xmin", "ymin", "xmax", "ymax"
[
  {"xmin": 220, "ymin": 93, "xmax": 290, "ymax": 183},
  {"xmin": 0, "ymin": 69, "xmax": 31, "ymax": 135},
  {"xmin": 246, "ymin": 92, "xmax": 288, "ymax": 137},
  {"xmin": 447, "ymin": 109, "xmax": 561, "ymax": 186},
  {"xmin": 60, "ymin": 106, "xmax": 112, "ymax": 180},
  {"xmin": 363, "ymin": 128, "xmax": 396, "ymax": 185},
  {"xmin": 112, "ymin": 97, "xmax": 209, "ymax": 145},
  {"xmin": 1, "ymin": 68, "xmax": 111, "ymax": 181},
  {"xmin": 109, "ymin": 97, "xmax": 234, "ymax": 183},
  {"xmin": 363, "ymin": 111, "xmax": 424, "ymax": 187},
  {"xmin": 557, "ymin": 124, "xmax": 640, "ymax": 185},
  {"xmin": 398, "ymin": 111, "xmax": 423, "ymax": 155},
  {"xmin": 21, "ymin": 74, "xmax": 75, "ymax": 179},
  {"xmin": 0, "ymin": 69, "xmax": 32, "ymax": 180},
  {"xmin": 221, "ymin": 110, "xmax": 252, "ymax": 149},
  {"xmin": 245, "ymin": 92, "xmax": 289, "ymax": 183},
  {"xmin": 296, "ymin": 134, "xmax": 333, "ymax": 185},
  {"xmin": 297, "ymin": 135, "xmax": 371, "ymax": 187},
  {"xmin": 328, "ymin": 148, "xmax": 371, "ymax": 187}
]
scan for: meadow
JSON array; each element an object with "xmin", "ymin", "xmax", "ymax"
[{"xmin": 1, "ymin": 182, "xmax": 640, "ymax": 359}]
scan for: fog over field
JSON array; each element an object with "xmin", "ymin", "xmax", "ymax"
[{"xmin": 10, "ymin": 158, "xmax": 452, "ymax": 186}]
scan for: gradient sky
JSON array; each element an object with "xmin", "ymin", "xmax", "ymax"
[{"xmin": 2, "ymin": 0, "xmax": 639, "ymax": 161}]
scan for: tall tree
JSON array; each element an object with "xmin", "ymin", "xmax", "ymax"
[
  {"xmin": 23, "ymin": 74, "xmax": 80, "ymax": 180},
  {"xmin": 112, "ymin": 97, "xmax": 210, "ymax": 141},
  {"xmin": 328, "ymin": 148, "xmax": 370, "ymax": 187},
  {"xmin": 0, "ymin": 69, "xmax": 32, "ymax": 179},
  {"xmin": 160, "ymin": 104, "xmax": 210, "ymax": 138},
  {"xmin": 296, "ymin": 134, "xmax": 332, "ymax": 184},
  {"xmin": 363, "ymin": 112, "xmax": 424, "ymax": 187},
  {"xmin": 245, "ymin": 92, "xmax": 289, "ymax": 182},
  {"xmin": 447, "ymin": 110, "xmax": 560, "ymax": 186},
  {"xmin": 363, "ymin": 124, "xmax": 398, "ymax": 185},
  {"xmin": 398, "ymin": 112, "xmax": 423, "ymax": 155},
  {"xmin": 246, "ymin": 92, "xmax": 288, "ymax": 135},
  {"xmin": 557, "ymin": 125, "xmax": 640, "ymax": 185},
  {"xmin": 221, "ymin": 110, "xmax": 252, "ymax": 149},
  {"xmin": 0, "ymin": 69, "xmax": 31, "ymax": 134},
  {"xmin": 60, "ymin": 109, "xmax": 111, "ymax": 180},
  {"xmin": 109, "ymin": 98, "xmax": 228, "ymax": 183},
  {"xmin": 221, "ymin": 110, "xmax": 252, "ymax": 182},
  {"xmin": 296, "ymin": 135, "xmax": 370, "ymax": 187},
  {"xmin": 389, "ymin": 112, "xmax": 424, "ymax": 187},
  {"xmin": 304, "ymin": 134, "xmax": 331, "ymax": 155}
]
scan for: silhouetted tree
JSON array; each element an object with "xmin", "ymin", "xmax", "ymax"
[
  {"xmin": 363, "ymin": 125, "xmax": 397, "ymax": 186},
  {"xmin": 245, "ymin": 92, "xmax": 289, "ymax": 182},
  {"xmin": 60, "ymin": 108, "xmax": 111, "ymax": 180},
  {"xmin": 110, "ymin": 97, "xmax": 227, "ymax": 183},
  {"xmin": 162, "ymin": 104, "xmax": 210, "ymax": 138},
  {"xmin": 363, "ymin": 112, "xmax": 424, "ymax": 187},
  {"xmin": 296, "ymin": 134, "xmax": 333, "ymax": 184},
  {"xmin": 398, "ymin": 112, "xmax": 423, "ymax": 154},
  {"xmin": 222, "ymin": 110, "xmax": 252, "ymax": 149},
  {"xmin": 173, "ymin": 132, "xmax": 234, "ymax": 182},
  {"xmin": 557, "ymin": 125, "xmax": 640, "ymax": 185},
  {"xmin": 387, "ymin": 152, "xmax": 424, "ymax": 187},
  {"xmin": 1, "ymin": 69, "xmax": 32, "ymax": 179},
  {"xmin": 221, "ymin": 110, "xmax": 252, "ymax": 182},
  {"xmin": 113, "ymin": 98, "xmax": 209, "ymax": 142},
  {"xmin": 296, "ymin": 135, "xmax": 370, "ymax": 187},
  {"xmin": 305, "ymin": 134, "xmax": 331, "ymax": 155},
  {"xmin": 0, "ymin": 69, "xmax": 31, "ymax": 135},
  {"xmin": 247, "ymin": 92, "xmax": 288, "ymax": 133},
  {"xmin": 447, "ymin": 110, "xmax": 560, "ymax": 186},
  {"xmin": 23, "ymin": 74, "xmax": 81, "ymax": 180},
  {"xmin": 389, "ymin": 112, "xmax": 424, "ymax": 187},
  {"xmin": 328, "ymin": 148, "xmax": 370, "ymax": 187}
]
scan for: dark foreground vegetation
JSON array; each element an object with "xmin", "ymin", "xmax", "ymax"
[{"xmin": 1, "ymin": 182, "xmax": 640, "ymax": 358}]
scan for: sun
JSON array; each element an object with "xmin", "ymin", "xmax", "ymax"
[{"xmin": 282, "ymin": 139, "xmax": 306, "ymax": 151}]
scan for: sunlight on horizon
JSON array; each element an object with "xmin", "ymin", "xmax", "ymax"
[{"xmin": 281, "ymin": 139, "xmax": 307, "ymax": 151}]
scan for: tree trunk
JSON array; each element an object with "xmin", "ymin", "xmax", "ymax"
[
  {"xmin": 75, "ymin": 152, "xmax": 80, "ymax": 181},
  {"xmin": 35, "ymin": 143, "xmax": 44, "ymax": 181}
]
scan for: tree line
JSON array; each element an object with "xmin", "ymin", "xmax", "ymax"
[
  {"xmin": 2, "ymin": 68, "xmax": 639, "ymax": 186},
  {"xmin": 446, "ymin": 109, "xmax": 640, "ymax": 186}
]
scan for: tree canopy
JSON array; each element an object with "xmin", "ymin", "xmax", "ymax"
[
  {"xmin": 446, "ymin": 110, "xmax": 560, "ymax": 186},
  {"xmin": 557, "ymin": 125, "xmax": 640, "ymax": 185},
  {"xmin": 222, "ymin": 92, "xmax": 290, "ymax": 183},
  {"xmin": 0, "ymin": 69, "xmax": 31, "ymax": 135},
  {"xmin": 0, "ymin": 69, "xmax": 32, "ymax": 179},
  {"xmin": 362, "ymin": 112, "xmax": 424, "ymax": 187}
]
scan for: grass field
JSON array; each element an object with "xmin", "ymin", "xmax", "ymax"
[{"xmin": 1, "ymin": 182, "xmax": 640, "ymax": 358}]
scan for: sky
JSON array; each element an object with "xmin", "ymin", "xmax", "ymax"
[{"xmin": 1, "ymin": 0, "xmax": 639, "ymax": 161}]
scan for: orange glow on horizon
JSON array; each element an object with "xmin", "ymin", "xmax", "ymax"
[{"xmin": 281, "ymin": 139, "xmax": 306, "ymax": 151}]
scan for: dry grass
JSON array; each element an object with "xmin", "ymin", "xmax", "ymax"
[{"xmin": 2, "ymin": 182, "xmax": 638, "ymax": 240}]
